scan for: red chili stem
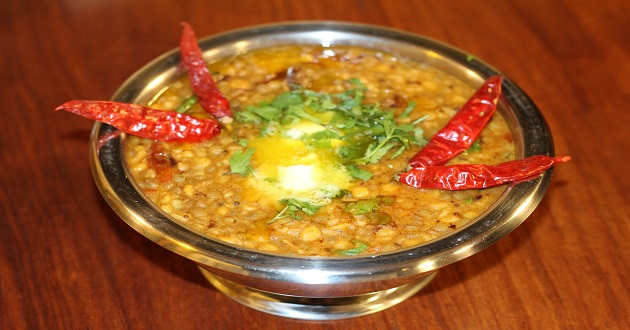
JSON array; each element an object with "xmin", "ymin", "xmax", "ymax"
[
  {"xmin": 408, "ymin": 75, "xmax": 503, "ymax": 168},
  {"xmin": 180, "ymin": 22, "xmax": 232, "ymax": 119},
  {"xmin": 399, "ymin": 155, "xmax": 571, "ymax": 190},
  {"xmin": 55, "ymin": 100, "xmax": 220, "ymax": 142}
]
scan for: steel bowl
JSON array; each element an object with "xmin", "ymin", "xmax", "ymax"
[{"xmin": 90, "ymin": 21, "xmax": 555, "ymax": 320}]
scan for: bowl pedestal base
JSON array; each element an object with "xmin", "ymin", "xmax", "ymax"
[{"xmin": 198, "ymin": 267, "xmax": 437, "ymax": 320}]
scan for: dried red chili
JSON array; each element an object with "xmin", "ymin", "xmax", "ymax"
[
  {"xmin": 148, "ymin": 142, "xmax": 173, "ymax": 182},
  {"xmin": 55, "ymin": 100, "xmax": 220, "ymax": 142},
  {"xmin": 399, "ymin": 155, "xmax": 570, "ymax": 190},
  {"xmin": 180, "ymin": 22, "xmax": 232, "ymax": 119},
  {"xmin": 96, "ymin": 131, "xmax": 121, "ymax": 151},
  {"xmin": 408, "ymin": 75, "xmax": 503, "ymax": 168}
]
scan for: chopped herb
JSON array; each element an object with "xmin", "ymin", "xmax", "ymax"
[
  {"xmin": 234, "ymin": 79, "xmax": 428, "ymax": 175},
  {"xmin": 335, "ymin": 240, "xmax": 369, "ymax": 256},
  {"xmin": 347, "ymin": 77, "xmax": 368, "ymax": 90},
  {"xmin": 354, "ymin": 110, "xmax": 422, "ymax": 164},
  {"xmin": 366, "ymin": 212, "xmax": 392, "ymax": 225},
  {"xmin": 229, "ymin": 148, "xmax": 255, "ymax": 175},
  {"xmin": 413, "ymin": 127, "xmax": 428, "ymax": 146},
  {"xmin": 466, "ymin": 54, "xmax": 476, "ymax": 62},
  {"xmin": 268, "ymin": 198, "xmax": 322, "ymax": 224},
  {"xmin": 399, "ymin": 101, "xmax": 416, "ymax": 118},
  {"xmin": 337, "ymin": 145, "xmax": 364, "ymax": 161},
  {"xmin": 310, "ymin": 129, "xmax": 341, "ymax": 140},
  {"xmin": 389, "ymin": 144, "xmax": 407, "ymax": 160},
  {"xmin": 284, "ymin": 105, "xmax": 322, "ymax": 124},
  {"xmin": 237, "ymin": 138, "xmax": 249, "ymax": 147},
  {"xmin": 465, "ymin": 140, "xmax": 482, "ymax": 153},
  {"xmin": 271, "ymin": 91, "xmax": 303, "ymax": 108},
  {"xmin": 267, "ymin": 204, "xmax": 297, "ymax": 224},
  {"xmin": 412, "ymin": 114, "xmax": 429, "ymax": 126},
  {"xmin": 396, "ymin": 123, "xmax": 415, "ymax": 132},
  {"xmin": 235, "ymin": 110, "xmax": 263, "ymax": 124},
  {"xmin": 247, "ymin": 105, "xmax": 282, "ymax": 121},
  {"xmin": 307, "ymin": 138, "xmax": 331, "ymax": 149},
  {"xmin": 259, "ymin": 122, "xmax": 279, "ymax": 137},
  {"xmin": 319, "ymin": 186, "xmax": 347, "ymax": 199},
  {"xmin": 303, "ymin": 129, "xmax": 341, "ymax": 148},
  {"xmin": 358, "ymin": 139, "xmax": 398, "ymax": 164},
  {"xmin": 345, "ymin": 164, "xmax": 374, "ymax": 181},
  {"xmin": 175, "ymin": 95, "xmax": 198, "ymax": 113},
  {"xmin": 344, "ymin": 199, "xmax": 381, "ymax": 215},
  {"xmin": 282, "ymin": 198, "xmax": 321, "ymax": 215}
]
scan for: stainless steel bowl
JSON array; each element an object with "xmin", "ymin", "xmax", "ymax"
[{"xmin": 90, "ymin": 21, "xmax": 555, "ymax": 320}]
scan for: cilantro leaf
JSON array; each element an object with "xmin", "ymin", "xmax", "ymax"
[
  {"xmin": 248, "ymin": 105, "xmax": 282, "ymax": 121},
  {"xmin": 285, "ymin": 105, "xmax": 322, "ymax": 124},
  {"xmin": 267, "ymin": 204, "xmax": 298, "ymax": 224},
  {"xmin": 359, "ymin": 140, "xmax": 397, "ymax": 164},
  {"xmin": 347, "ymin": 78, "xmax": 368, "ymax": 90},
  {"xmin": 175, "ymin": 95, "xmax": 198, "ymax": 113},
  {"xmin": 237, "ymin": 139, "xmax": 249, "ymax": 147},
  {"xmin": 344, "ymin": 199, "xmax": 381, "ymax": 215},
  {"xmin": 268, "ymin": 198, "xmax": 322, "ymax": 224},
  {"xmin": 282, "ymin": 198, "xmax": 321, "ymax": 215},
  {"xmin": 229, "ymin": 148, "xmax": 255, "ymax": 175},
  {"xmin": 412, "ymin": 114, "xmax": 429, "ymax": 125},
  {"xmin": 235, "ymin": 110, "xmax": 263, "ymax": 124},
  {"xmin": 234, "ymin": 78, "xmax": 428, "ymax": 170},
  {"xmin": 413, "ymin": 127, "xmax": 428, "ymax": 146},
  {"xmin": 399, "ymin": 101, "xmax": 416, "ymax": 118},
  {"xmin": 465, "ymin": 140, "xmax": 482, "ymax": 153},
  {"xmin": 389, "ymin": 144, "xmax": 407, "ymax": 160},
  {"xmin": 335, "ymin": 240, "xmax": 369, "ymax": 256},
  {"xmin": 310, "ymin": 129, "xmax": 341, "ymax": 140},
  {"xmin": 271, "ymin": 91, "xmax": 303, "ymax": 108},
  {"xmin": 337, "ymin": 144, "xmax": 365, "ymax": 163},
  {"xmin": 345, "ymin": 164, "xmax": 374, "ymax": 181}
]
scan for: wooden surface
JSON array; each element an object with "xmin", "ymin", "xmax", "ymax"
[{"xmin": 2, "ymin": 0, "xmax": 628, "ymax": 328}]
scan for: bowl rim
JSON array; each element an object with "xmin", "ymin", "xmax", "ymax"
[{"xmin": 90, "ymin": 20, "xmax": 554, "ymax": 284}]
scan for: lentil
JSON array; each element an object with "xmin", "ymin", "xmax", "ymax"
[{"xmin": 126, "ymin": 45, "xmax": 514, "ymax": 256}]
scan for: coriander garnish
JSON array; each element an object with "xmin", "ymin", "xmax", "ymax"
[
  {"xmin": 235, "ymin": 79, "xmax": 427, "ymax": 167},
  {"xmin": 345, "ymin": 164, "xmax": 374, "ymax": 181},
  {"xmin": 268, "ymin": 198, "xmax": 322, "ymax": 224},
  {"xmin": 228, "ymin": 147, "xmax": 255, "ymax": 175},
  {"xmin": 174, "ymin": 95, "xmax": 198, "ymax": 113},
  {"xmin": 344, "ymin": 199, "xmax": 381, "ymax": 215},
  {"xmin": 335, "ymin": 240, "xmax": 370, "ymax": 256}
]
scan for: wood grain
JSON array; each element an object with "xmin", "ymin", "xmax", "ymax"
[{"xmin": 1, "ymin": 0, "xmax": 628, "ymax": 328}]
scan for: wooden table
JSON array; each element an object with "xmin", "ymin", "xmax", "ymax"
[{"xmin": 2, "ymin": 0, "xmax": 628, "ymax": 328}]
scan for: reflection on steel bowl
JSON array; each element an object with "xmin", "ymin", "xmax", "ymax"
[{"xmin": 90, "ymin": 21, "xmax": 556, "ymax": 320}]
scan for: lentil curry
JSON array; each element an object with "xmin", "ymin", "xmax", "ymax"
[{"xmin": 125, "ymin": 45, "xmax": 515, "ymax": 256}]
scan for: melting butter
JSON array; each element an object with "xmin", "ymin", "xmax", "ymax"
[{"xmin": 246, "ymin": 131, "xmax": 351, "ymax": 204}]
